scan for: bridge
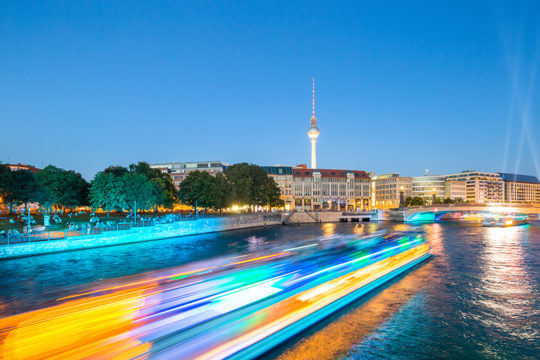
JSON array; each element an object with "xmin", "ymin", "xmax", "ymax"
[{"xmin": 400, "ymin": 204, "xmax": 540, "ymax": 222}]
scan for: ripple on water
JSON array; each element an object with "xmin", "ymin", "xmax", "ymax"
[{"xmin": 0, "ymin": 222, "xmax": 538, "ymax": 359}]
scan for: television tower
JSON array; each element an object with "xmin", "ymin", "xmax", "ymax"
[{"xmin": 307, "ymin": 76, "xmax": 320, "ymax": 169}]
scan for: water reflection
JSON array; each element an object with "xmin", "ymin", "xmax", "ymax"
[
  {"xmin": 0, "ymin": 222, "xmax": 538, "ymax": 359},
  {"xmin": 476, "ymin": 227, "xmax": 537, "ymax": 342},
  {"xmin": 322, "ymin": 223, "xmax": 337, "ymax": 236}
]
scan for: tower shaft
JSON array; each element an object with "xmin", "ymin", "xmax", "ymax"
[{"xmin": 311, "ymin": 138, "xmax": 317, "ymax": 169}]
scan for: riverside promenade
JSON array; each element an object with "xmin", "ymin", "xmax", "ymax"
[{"xmin": 0, "ymin": 213, "xmax": 282, "ymax": 259}]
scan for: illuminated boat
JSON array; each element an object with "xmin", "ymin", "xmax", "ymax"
[
  {"xmin": 482, "ymin": 214, "xmax": 528, "ymax": 227},
  {"xmin": 0, "ymin": 231, "xmax": 431, "ymax": 359}
]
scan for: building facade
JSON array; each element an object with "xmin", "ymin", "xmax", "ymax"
[
  {"xmin": 262, "ymin": 166, "xmax": 294, "ymax": 210},
  {"xmin": 444, "ymin": 180, "xmax": 467, "ymax": 201},
  {"xmin": 371, "ymin": 174, "xmax": 412, "ymax": 209},
  {"xmin": 150, "ymin": 161, "xmax": 226, "ymax": 189},
  {"xmin": 291, "ymin": 165, "xmax": 370, "ymax": 211},
  {"xmin": 5, "ymin": 163, "xmax": 40, "ymax": 173},
  {"xmin": 412, "ymin": 175, "xmax": 446, "ymax": 204},
  {"xmin": 445, "ymin": 171, "xmax": 504, "ymax": 203},
  {"xmin": 499, "ymin": 173, "xmax": 540, "ymax": 203}
]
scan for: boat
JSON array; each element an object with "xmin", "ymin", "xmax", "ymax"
[
  {"xmin": 482, "ymin": 214, "xmax": 528, "ymax": 227},
  {"xmin": 0, "ymin": 231, "xmax": 431, "ymax": 359}
]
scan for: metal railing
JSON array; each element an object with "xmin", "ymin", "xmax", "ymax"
[{"xmin": 0, "ymin": 213, "xmax": 219, "ymax": 246}]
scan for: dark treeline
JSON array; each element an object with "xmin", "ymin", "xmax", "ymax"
[
  {"xmin": 0, "ymin": 162, "xmax": 177, "ymax": 216},
  {"xmin": 404, "ymin": 196, "xmax": 464, "ymax": 207},
  {"xmin": 0, "ymin": 161, "xmax": 283, "ymax": 216},
  {"xmin": 178, "ymin": 163, "xmax": 283, "ymax": 213}
]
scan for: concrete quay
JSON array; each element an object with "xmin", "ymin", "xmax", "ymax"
[{"xmin": 0, "ymin": 213, "xmax": 282, "ymax": 260}]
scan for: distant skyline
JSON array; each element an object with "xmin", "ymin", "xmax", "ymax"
[{"xmin": 2, "ymin": 1, "xmax": 540, "ymax": 180}]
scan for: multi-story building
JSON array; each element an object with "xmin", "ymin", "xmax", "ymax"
[
  {"xmin": 150, "ymin": 161, "xmax": 226, "ymax": 189},
  {"xmin": 444, "ymin": 180, "xmax": 467, "ymax": 201},
  {"xmin": 499, "ymin": 173, "xmax": 540, "ymax": 203},
  {"xmin": 412, "ymin": 175, "xmax": 467, "ymax": 203},
  {"xmin": 292, "ymin": 165, "xmax": 370, "ymax": 211},
  {"xmin": 262, "ymin": 165, "xmax": 294, "ymax": 210},
  {"xmin": 371, "ymin": 174, "xmax": 412, "ymax": 209},
  {"xmin": 445, "ymin": 171, "xmax": 504, "ymax": 203},
  {"xmin": 5, "ymin": 163, "xmax": 40, "ymax": 173},
  {"xmin": 412, "ymin": 175, "xmax": 446, "ymax": 204}
]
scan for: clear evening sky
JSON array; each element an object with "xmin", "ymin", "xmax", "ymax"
[{"xmin": 1, "ymin": 1, "xmax": 539, "ymax": 180}]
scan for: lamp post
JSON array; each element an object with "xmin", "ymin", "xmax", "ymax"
[
  {"xmin": 432, "ymin": 187, "xmax": 437, "ymax": 205},
  {"xmin": 399, "ymin": 185, "xmax": 405, "ymax": 209}
]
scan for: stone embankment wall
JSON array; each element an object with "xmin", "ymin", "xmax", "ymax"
[
  {"xmin": 0, "ymin": 213, "xmax": 282, "ymax": 260},
  {"xmin": 284, "ymin": 211, "xmax": 342, "ymax": 224}
]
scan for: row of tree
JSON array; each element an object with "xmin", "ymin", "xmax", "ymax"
[
  {"xmin": 1, "ymin": 161, "xmax": 282, "ymax": 215},
  {"xmin": 178, "ymin": 163, "xmax": 283, "ymax": 212},
  {"xmin": 0, "ymin": 162, "xmax": 177, "ymax": 216},
  {"xmin": 0, "ymin": 164, "xmax": 89, "ymax": 213},
  {"xmin": 89, "ymin": 162, "xmax": 177, "ymax": 217},
  {"xmin": 404, "ymin": 196, "xmax": 464, "ymax": 207}
]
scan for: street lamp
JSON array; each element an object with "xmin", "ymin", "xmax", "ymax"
[
  {"xmin": 399, "ymin": 185, "xmax": 405, "ymax": 209},
  {"xmin": 432, "ymin": 187, "xmax": 437, "ymax": 205}
]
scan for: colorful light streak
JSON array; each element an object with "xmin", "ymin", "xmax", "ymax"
[{"xmin": 0, "ymin": 231, "xmax": 430, "ymax": 359}]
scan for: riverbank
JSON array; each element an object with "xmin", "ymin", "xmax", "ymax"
[{"xmin": 0, "ymin": 213, "xmax": 282, "ymax": 259}]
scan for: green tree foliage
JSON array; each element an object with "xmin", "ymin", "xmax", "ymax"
[
  {"xmin": 103, "ymin": 165, "xmax": 129, "ymax": 177},
  {"xmin": 129, "ymin": 162, "xmax": 178, "ymax": 208},
  {"xmin": 404, "ymin": 196, "xmax": 426, "ymax": 207},
  {"xmin": 178, "ymin": 171, "xmax": 219, "ymax": 211},
  {"xmin": 36, "ymin": 165, "xmax": 90, "ymax": 213},
  {"xmin": 225, "ymin": 163, "xmax": 283, "ymax": 208},
  {"xmin": 122, "ymin": 173, "xmax": 156, "ymax": 217},
  {"xmin": 89, "ymin": 172, "xmax": 126, "ymax": 217},
  {"xmin": 9, "ymin": 170, "xmax": 41, "ymax": 211},
  {"xmin": 213, "ymin": 173, "xmax": 233, "ymax": 211},
  {"xmin": 0, "ymin": 163, "xmax": 14, "ymax": 212}
]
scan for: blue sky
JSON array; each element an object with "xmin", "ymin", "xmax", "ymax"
[{"xmin": 1, "ymin": 1, "xmax": 539, "ymax": 179}]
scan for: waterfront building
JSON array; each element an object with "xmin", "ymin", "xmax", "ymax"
[
  {"xmin": 307, "ymin": 77, "xmax": 320, "ymax": 169},
  {"xmin": 262, "ymin": 165, "xmax": 294, "ymax": 210},
  {"xmin": 445, "ymin": 170, "xmax": 504, "ymax": 203},
  {"xmin": 371, "ymin": 173, "xmax": 412, "ymax": 209},
  {"xmin": 150, "ymin": 161, "xmax": 226, "ymax": 189},
  {"xmin": 5, "ymin": 163, "xmax": 40, "ymax": 173},
  {"xmin": 412, "ymin": 175, "xmax": 446, "ymax": 204},
  {"xmin": 444, "ymin": 180, "xmax": 467, "ymax": 201},
  {"xmin": 292, "ymin": 164, "xmax": 370, "ymax": 211},
  {"xmin": 499, "ymin": 173, "xmax": 540, "ymax": 203}
]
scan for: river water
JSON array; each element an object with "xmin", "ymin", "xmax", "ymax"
[{"xmin": 0, "ymin": 222, "xmax": 538, "ymax": 359}]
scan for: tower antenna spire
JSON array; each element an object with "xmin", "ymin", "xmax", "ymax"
[{"xmin": 312, "ymin": 76, "xmax": 315, "ymax": 117}]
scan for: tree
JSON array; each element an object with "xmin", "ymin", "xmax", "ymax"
[
  {"xmin": 225, "ymin": 163, "xmax": 282, "ymax": 208},
  {"xmin": 0, "ymin": 163, "xmax": 14, "ymax": 213},
  {"xmin": 36, "ymin": 165, "xmax": 90, "ymax": 213},
  {"xmin": 178, "ymin": 171, "xmax": 219, "ymax": 212},
  {"xmin": 405, "ymin": 196, "xmax": 426, "ymax": 207},
  {"xmin": 103, "ymin": 165, "xmax": 128, "ymax": 178},
  {"xmin": 224, "ymin": 163, "xmax": 254, "ymax": 206},
  {"xmin": 213, "ymin": 173, "xmax": 233, "ymax": 211},
  {"xmin": 261, "ymin": 176, "xmax": 284, "ymax": 209},
  {"xmin": 122, "ymin": 173, "xmax": 155, "ymax": 218},
  {"xmin": 89, "ymin": 172, "xmax": 126, "ymax": 217},
  {"xmin": 9, "ymin": 170, "xmax": 41, "ymax": 212},
  {"xmin": 129, "ymin": 162, "xmax": 177, "ymax": 209}
]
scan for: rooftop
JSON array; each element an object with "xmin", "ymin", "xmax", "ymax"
[{"xmin": 499, "ymin": 172, "xmax": 540, "ymax": 183}]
